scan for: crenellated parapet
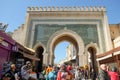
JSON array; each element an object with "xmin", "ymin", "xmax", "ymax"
[
  {"xmin": 13, "ymin": 24, "xmax": 24, "ymax": 32},
  {"xmin": 27, "ymin": 6, "xmax": 106, "ymax": 12}
]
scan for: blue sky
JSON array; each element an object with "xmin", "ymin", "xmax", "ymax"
[{"xmin": 0, "ymin": 0, "xmax": 120, "ymax": 63}]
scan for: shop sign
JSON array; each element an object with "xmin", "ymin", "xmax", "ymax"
[
  {"xmin": 12, "ymin": 45, "xmax": 18, "ymax": 52},
  {"xmin": 1, "ymin": 41, "xmax": 8, "ymax": 47}
]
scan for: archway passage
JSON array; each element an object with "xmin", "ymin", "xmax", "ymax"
[
  {"xmin": 36, "ymin": 46, "xmax": 44, "ymax": 72},
  {"xmin": 54, "ymin": 41, "xmax": 70, "ymax": 64},
  {"xmin": 52, "ymin": 35, "xmax": 79, "ymax": 65},
  {"xmin": 48, "ymin": 29, "xmax": 84, "ymax": 66},
  {"xmin": 54, "ymin": 41, "xmax": 77, "ymax": 65},
  {"xmin": 88, "ymin": 47, "xmax": 98, "ymax": 74},
  {"xmin": 53, "ymin": 35, "xmax": 78, "ymax": 55}
]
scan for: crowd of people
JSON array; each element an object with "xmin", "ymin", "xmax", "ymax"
[
  {"xmin": 99, "ymin": 64, "xmax": 119, "ymax": 80},
  {"xmin": 0, "ymin": 61, "xmax": 119, "ymax": 80}
]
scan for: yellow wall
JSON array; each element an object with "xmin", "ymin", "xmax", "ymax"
[{"xmin": 109, "ymin": 24, "xmax": 120, "ymax": 41}]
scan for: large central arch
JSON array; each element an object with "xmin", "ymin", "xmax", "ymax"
[{"xmin": 47, "ymin": 29, "xmax": 84, "ymax": 66}]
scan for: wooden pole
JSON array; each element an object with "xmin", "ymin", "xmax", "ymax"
[{"xmin": 115, "ymin": 55, "xmax": 120, "ymax": 73}]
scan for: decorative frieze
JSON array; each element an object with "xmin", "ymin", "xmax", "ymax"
[
  {"xmin": 27, "ymin": 6, "xmax": 106, "ymax": 12},
  {"xmin": 29, "ymin": 12, "xmax": 103, "ymax": 18}
]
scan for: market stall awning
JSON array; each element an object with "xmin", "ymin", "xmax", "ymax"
[
  {"xmin": 96, "ymin": 46, "xmax": 120, "ymax": 63},
  {"xmin": 22, "ymin": 53, "xmax": 40, "ymax": 61},
  {"xmin": 96, "ymin": 46, "xmax": 120, "ymax": 58},
  {"xmin": 24, "ymin": 46, "xmax": 35, "ymax": 53},
  {"xmin": 17, "ymin": 42, "xmax": 35, "ymax": 55}
]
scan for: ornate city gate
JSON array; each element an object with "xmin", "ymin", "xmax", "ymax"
[{"xmin": 13, "ymin": 6, "xmax": 112, "ymax": 72}]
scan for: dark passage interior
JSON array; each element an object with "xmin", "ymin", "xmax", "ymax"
[{"xmin": 36, "ymin": 46, "xmax": 44, "ymax": 72}]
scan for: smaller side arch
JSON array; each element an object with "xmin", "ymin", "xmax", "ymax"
[
  {"xmin": 85, "ymin": 42, "xmax": 99, "ymax": 56},
  {"xmin": 33, "ymin": 42, "xmax": 46, "ymax": 72},
  {"xmin": 34, "ymin": 42, "xmax": 46, "ymax": 52},
  {"xmin": 85, "ymin": 42, "xmax": 99, "ymax": 64},
  {"xmin": 85, "ymin": 42, "xmax": 99, "ymax": 75}
]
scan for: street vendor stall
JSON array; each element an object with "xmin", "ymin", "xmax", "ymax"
[{"xmin": 96, "ymin": 46, "xmax": 120, "ymax": 72}]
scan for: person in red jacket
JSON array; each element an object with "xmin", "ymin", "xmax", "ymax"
[
  {"xmin": 57, "ymin": 64, "xmax": 74, "ymax": 80},
  {"xmin": 67, "ymin": 65, "xmax": 74, "ymax": 79},
  {"xmin": 108, "ymin": 66, "xmax": 119, "ymax": 80}
]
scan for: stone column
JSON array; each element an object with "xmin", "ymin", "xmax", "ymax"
[
  {"xmin": 43, "ymin": 53, "xmax": 49, "ymax": 66},
  {"xmin": 79, "ymin": 54, "xmax": 88, "ymax": 66},
  {"xmin": 103, "ymin": 11, "xmax": 112, "ymax": 51},
  {"xmin": 49, "ymin": 53, "xmax": 54, "ymax": 65},
  {"xmin": 79, "ymin": 55, "xmax": 84, "ymax": 66},
  {"xmin": 83, "ymin": 54, "xmax": 88, "ymax": 65}
]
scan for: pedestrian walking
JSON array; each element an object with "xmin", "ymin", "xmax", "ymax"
[
  {"xmin": 108, "ymin": 66, "xmax": 119, "ymax": 80},
  {"xmin": 74, "ymin": 66, "xmax": 82, "ymax": 80},
  {"xmin": 1, "ymin": 64, "xmax": 18, "ymax": 80},
  {"xmin": 46, "ymin": 66, "xmax": 57, "ymax": 80},
  {"xmin": 21, "ymin": 61, "xmax": 32, "ymax": 80},
  {"xmin": 99, "ymin": 64, "xmax": 110, "ymax": 80}
]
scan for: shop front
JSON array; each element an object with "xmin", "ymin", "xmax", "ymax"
[
  {"xmin": 96, "ymin": 46, "xmax": 120, "ymax": 73},
  {"xmin": 0, "ymin": 30, "xmax": 16, "ymax": 77},
  {"xmin": 15, "ymin": 42, "xmax": 40, "ymax": 72},
  {"xmin": 0, "ymin": 30, "xmax": 40, "ymax": 78}
]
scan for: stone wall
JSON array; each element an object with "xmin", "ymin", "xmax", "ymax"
[
  {"xmin": 109, "ymin": 23, "xmax": 120, "ymax": 40},
  {"xmin": 12, "ymin": 24, "xmax": 26, "ymax": 45}
]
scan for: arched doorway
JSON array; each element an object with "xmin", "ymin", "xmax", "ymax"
[
  {"xmin": 54, "ymin": 41, "xmax": 77, "ymax": 65},
  {"xmin": 35, "ymin": 46, "xmax": 44, "ymax": 72},
  {"xmin": 47, "ymin": 29, "xmax": 84, "ymax": 66},
  {"xmin": 51, "ymin": 35, "xmax": 78, "ymax": 65},
  {"xmin": 54, "ymin": 41, "xmax": 70, "ymax": 64},
  {"xmin": 88, "ymin": 47, "xmax": 98, "ymax": 74}
]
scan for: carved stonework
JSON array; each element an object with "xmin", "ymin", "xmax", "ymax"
[
  {"xmin": 29, "ymin": 12, "xmax": 103, "ymax": 18},
  {"xmin": 27, "ymin": 6, "xmax": 106, "ymax": 12}
]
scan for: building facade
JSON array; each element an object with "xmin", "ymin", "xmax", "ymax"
[{"xmin": 12, "ymin": 6, "xmax": 113, "ymax": 72}]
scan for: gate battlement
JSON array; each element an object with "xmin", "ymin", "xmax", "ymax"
[{"xmin": 27, "ymin": 6, "xmax": 106, "ymax": 12}]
